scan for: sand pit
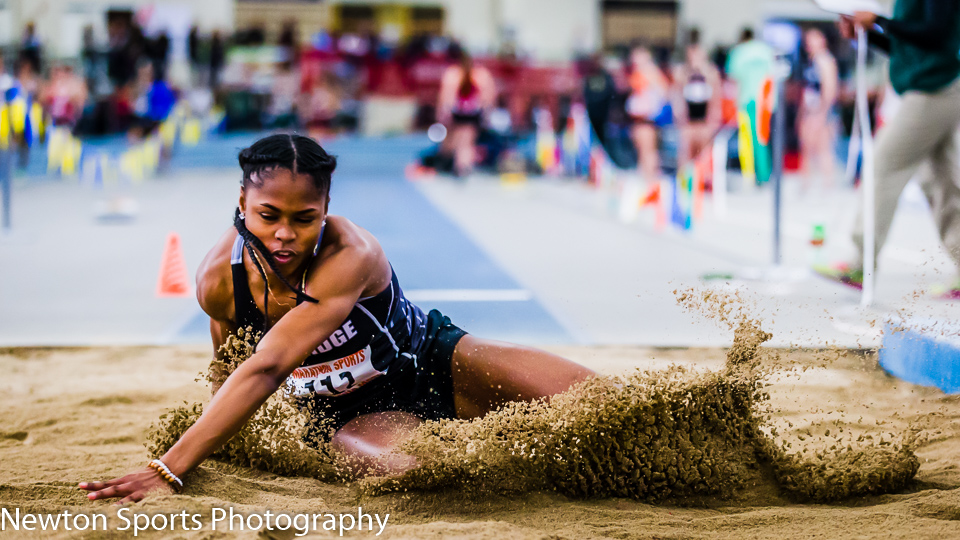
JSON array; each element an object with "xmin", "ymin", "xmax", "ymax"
[{"xmin": 2, "ymin": 336, "xmax": 960, "ymax": 539}]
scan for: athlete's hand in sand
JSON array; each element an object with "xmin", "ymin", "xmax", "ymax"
[{"xmin": 79, "ymin": 467, "xmax": 174, "ymax": 504}]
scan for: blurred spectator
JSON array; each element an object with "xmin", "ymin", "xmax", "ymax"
[
  {"xmin": 14, "ymin": 57, "xmax": 39, "ymax": 97},
  {"xmin": 81, "ymin": 26, "xmax": 100, "ymax": 94},
  {"xmin": 131, "ymin": 61, "xmax": 176, "ymax": 137},
  {"xmin": 0, "ymin": 57, "xmax": 14, "ymax": 95},
  {"xmin": 18, "ymin": 23, "xmax": 42, "ymax": 74},
  {"xmin": 437, "ymin": 44, "xmax": 496, "ymax": 176},
  {"xmin": 107, "ymin": 18, "xmax": 142, "ymax": 88},
  {"xmin": 486, "ymin": 95, "xmax": 513, "ymax": 137},
  {"xmin": 210, "ymin": 30, "xmax": 226, "ymax": 91},
  {"xmin": 673, "ymin": 28, "xmax": 722, "ymax": 171},
  {"xmin": 798, "ymin": 28, "xmax": 839, "ymax": 193},
  {"xmin": 12, "ymin": 58, "xmax": 40, "ymax": 168},
  {"xmin": 41, "ymin": 64, "xmax": 88, "ymax": 129},
  {"xmin": 278, "ymin": 21, "xmax": 300, "ymax": 62},
  {"xmin": 189, "ymin": 26, "xmax": 201, "ymax": 70},
  {"xmin": 582, "ymin": 53, "xmax": 617, "ymax": 147},
  {"xmin": 299, "ymin": 70, "xmax": 340, "ymax": 138},
  {"xmin": 149, "ymin": 32, "xmax": 171, "ymax": 81},
  {"xmin": 625, "ymin": 43, "xmax": 669, "ymax": 182},
  {"xmin": 267, "ymin": 60, "xmax": 301, "ymax": 128}
]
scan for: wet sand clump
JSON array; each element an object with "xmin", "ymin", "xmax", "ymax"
[{"xmin": 146, "ymin": 318, "xmax": 921, "ymax": 504}]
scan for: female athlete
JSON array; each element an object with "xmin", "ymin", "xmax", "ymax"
[
  {"xmin": 436, "ymin": 45, "xmax": 496, "ymax": 176},
  {"xmin": 79, "ymin": 133, "xmax": 594, "ymax": 503}
]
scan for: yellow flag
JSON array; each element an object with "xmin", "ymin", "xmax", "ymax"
[{"xmin": 737, "ymin": 110, "xmax": 756, "ymax": 182}]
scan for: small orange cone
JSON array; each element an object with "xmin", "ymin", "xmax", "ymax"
[{"xmin": 156, "ymin": 232, "xmax": 192, "ymax": 298}]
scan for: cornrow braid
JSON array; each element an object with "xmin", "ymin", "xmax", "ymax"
[{"xmin": 234, "ymin": 209, "xmax": 318, "ymax": 332}]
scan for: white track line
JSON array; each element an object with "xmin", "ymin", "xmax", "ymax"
[{"xmin": 404, "ymin": 289, "xmax": 533, "ymax": 302}]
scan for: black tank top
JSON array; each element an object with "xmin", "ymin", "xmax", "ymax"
[
  {"xmin": 230, "ymin": 234, "xmax": 428, "ymax": 397},
  {"xmin": 684, "ymin": 69, "xmax": 711, "ymax": 122}
]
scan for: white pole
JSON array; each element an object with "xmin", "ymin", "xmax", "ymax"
[
  {"xmin": 845, "ymin": 102, "xmax": 861, "ymax": 186},
  {"xmin": 856, "ymin": 27, "xmax": 876, "ymax": 306},
  {"xmin": 712, "ymin": 129, "xmax": 729, "ymax": 219}
]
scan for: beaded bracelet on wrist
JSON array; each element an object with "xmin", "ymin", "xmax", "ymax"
[{"xmin": 147, "ymin": 459, "xmax": 184, "ymax": 493}]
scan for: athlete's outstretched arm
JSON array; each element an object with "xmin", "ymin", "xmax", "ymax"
[{"xmin": 79, "ymin": 247, "xmax": 378, "ymax": 503}]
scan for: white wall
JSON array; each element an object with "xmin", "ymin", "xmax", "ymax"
[
  {"xmin": 499, "ymin": 0, "xmax": 599, "ymax": 61},
  {"xmin": 440, "ymin": 0, "xmax": 499, "ymax": 56},
  {"xmin": 11, "ymin": 0, "xmax": 233, "ymax": 58},
  {"xmin": 337, "ymin": 0, "xmax": 599, "ymax": 62}
]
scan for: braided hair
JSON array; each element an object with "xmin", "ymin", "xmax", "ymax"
[{"xmin": 234, "ymin": 134, "xmax": 338, "ymax": 329}]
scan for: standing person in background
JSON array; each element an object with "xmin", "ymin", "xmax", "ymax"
[
  {"xmin": 299, "ymin": 70, "xmax": 340, "ymax": 140},
  {"xmin": 820, "ymin": 2, "xmax": 960, "ymax": 298},
  {"xmin": 726, "ymin": 28, "xmax": 776, "ymax": 186},
  {"xmin": 209, "ymin": 30, "xmax": 226, "ymax": 92},
  {"xmin": 582, "ymin": 53, "xmax": 617, "ymax": 148},
  {"xmin": 673, "ymin": 28, "xmax": 722, "ymax": 172},
  {"xmin": 798, "ymin": 28, "xmax": 839, "ymax": 194},
  {"xmin": 625, "ymin": 44, "xmax": 669, "ymax": 182},
  {"xmin": 437, "ymin": 44, "xmax": 496, "ymax": 177},
  {"xmin": 18, "ymin": 23, "xmax": 42, "ymax": 75},
  {"xmin": 278, "ymin": 21, "xmax": 300, "ymax": 64},
  {"xmin": 12, "ymin": 58, "xmax": 40, "ymax": 169},
  {"xmin": 188, "ymin": 26, "xmax": 205, "ymax": 86},
  {"xmin": 41, "ymin": 65, "xmax": 88, "ymax": 130},
  {"xmin": 0, "ymin": 57, "xmax": 14, "ymax": 95},
  {"xmin": 150, "ymin": 33, "xmax": 171, "ymax": 82}
]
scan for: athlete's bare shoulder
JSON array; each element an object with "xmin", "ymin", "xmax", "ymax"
[
  {"xmin": 196, "ymin": 227, "xmax": 237, "ymax": 322},
  {"xmin": 310, "ymin": 215, "xmax": 391, "ymax": 297}
]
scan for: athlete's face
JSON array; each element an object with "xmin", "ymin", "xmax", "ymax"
[{"xmin": 239, "ymin": 167, "xmax": 328, "ymax": 271}]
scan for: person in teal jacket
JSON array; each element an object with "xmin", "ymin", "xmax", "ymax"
[
  {"xmin": 821, "ymin": 1, "xmax": 960, "ymax": 299},
  {"xmin": 726, "ymin": 27, "xmax": 776, "ymax": 186}
]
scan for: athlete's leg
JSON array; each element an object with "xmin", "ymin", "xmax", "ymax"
[
  {"xmin": 330, "ymin": 411, "xmax": 423, "ymax": 476},
  {"xmin": 918, "ymin": 129, "xmax": 960, "ymax": 272},
  {"xmin": 631, "ymin": 122, "xmax": 660, "ymax": 182},
  {"xmin": 450, "ymin": 334, "xmax": 596, "ymax": 419},
  {"xmin": 852, "ymin": 80, "xmax": 960, "ymax": 268},
  {"xmin": 798, "ymin": 113, "xmax": 814, "ymax": 191},
  {"xmin": 812, "ymin": 112, "xmax": 837, "ymax": 190},
  {"xmin": 678, "ymin": 124, "xmax": 693, "ymax": 172},
  {"xmin": 452, "ymin": 123, "xmax": 478, "ymax": 176}
]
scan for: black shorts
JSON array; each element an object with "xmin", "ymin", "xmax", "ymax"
[
  {"xmin": 452, "ymin": 111, "xmax": 482, "ymax": 127},
  {"xmin": 301, "ymin": 309, "xmax": 466, "ymax": 441},
  {"xmin": 687, "ymin": 102, "xmax": 708, "ymax": 122}
]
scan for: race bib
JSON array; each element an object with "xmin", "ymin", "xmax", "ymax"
[{"xmin": 285, "ymin": 345, "xmax": 383, "ymax": 397}]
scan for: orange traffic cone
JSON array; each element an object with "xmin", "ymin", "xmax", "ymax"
[{"xmin": 156, "ymin": 232, "xmax": 192, "ymax": 298}]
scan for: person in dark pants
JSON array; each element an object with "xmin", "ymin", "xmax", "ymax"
[
  {"xmin": 18, "ymin": 23, "xmax": 42, "ymax": 75},
  {"xmin": 582, "ymin": 53, "xmax": 616, "ymax": 147},
  {"xmin": 821, "ymin": 2, "xmax": 960, "ymax": 298},
  {"xmin": 210, "ymin": 31, "xmax": 225, "ymax": 91}
]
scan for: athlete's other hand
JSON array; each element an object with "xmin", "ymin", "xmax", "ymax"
[
  {"xmin": 852, "ymin": 11, "xmax": 878, "ymax": 29},
  {"xmin": 79, "ymin": 467, "xmax": 173, "ymax": 504}
]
